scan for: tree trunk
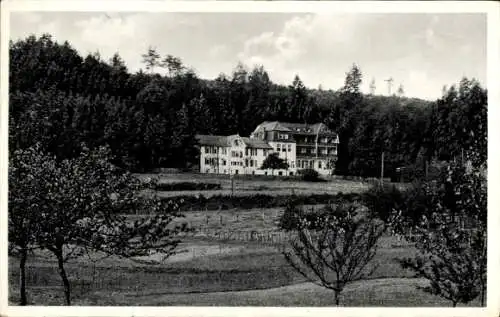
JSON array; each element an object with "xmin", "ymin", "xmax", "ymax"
[
  {"xmin": 452, "ymin": 301, "xmax": 457, "ymax": 308},
  {"xmin": 56, "ymin": 250, "xmax": 71, "ymax": 305},
  {"xmin": 480, "ymin": 284, "xmax": 485, "ymax": 306},
  {"xmin": 334, "ymin": 290, "xmax": 340, "ymax": 306},
  {"xmin": 480, "ymin": 274, "xmax": 486, "ymax": 306},
  {"xmin": 19, "ymin": 248, "xmax": 28, "ymax": 305}
]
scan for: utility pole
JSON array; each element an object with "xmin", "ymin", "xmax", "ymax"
[
  {"xmin": 380, "ymin": 151, "xmax": 385, "ymax": 185},
  {"xmin": 369, "ymin": 78, "xmax": 376, "ymax": 95},
  {"xmin": 231, "ymin": 175, "xmax": 234, "ymax": 197},
  {"xmin": 425, "ymin": 160, "xmax": 428, "ymax": 180},
  {"xmin": 384, "ymin": 77, "xmax": 394, "ymax": 96}
]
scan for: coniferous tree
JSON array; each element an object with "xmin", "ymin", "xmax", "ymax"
[{"xmin": 141, "ymin": 46, "xmax": 161, "ymax": 73}]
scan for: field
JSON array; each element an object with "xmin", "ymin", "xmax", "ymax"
[
  {"xmin": 8, "ymin": 172, "xmax": 467, "ymax": 307},
  {"xmin": 138, "ymin": 172, "xmax": 374, "ymax": 197}
]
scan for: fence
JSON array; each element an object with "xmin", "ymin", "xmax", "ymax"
[{"xmin": 180, "ymin": 228, "xmax": 297, "ymax": 246}]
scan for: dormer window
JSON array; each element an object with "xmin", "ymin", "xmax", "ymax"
[{"xmin": 279, "ymin": 133, "xmax": 289, "ymax": 140}]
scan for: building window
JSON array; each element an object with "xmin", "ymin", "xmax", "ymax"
[
  {"xmin": 250, "ymin": 160, "xmax": 254, "ymax": 167},
  {"xmin": 240, "ymin": 151, "xmax": 243, "ymax": 158},
  {"xmin": 279, "ymin": 133, "xmax": 289, "ymax": 140},
  {"xmin": 289, "ymin": 172, "xmax": 294, "ymax": 176},
  {"xmin": 311, "ymin": 148, "xmax": 316, "ymax": 154},
  {"xmin": 287, "ymin": 144, "xmax": 291, "ymax": 152},
  {"xmin": 321, "ymin": 148, "xmax": 327, "ymax": 155},
  {"xmin": 322, "ymin": 137, "xmax": 328, "ymax": 143},
  {"xmin": 278, "ymin": 171, "xmax": 283, "ymax": 176},
  {"xmin": 301, "ymin": 148, "xmax": 306, "ymax": 154},
  {"xmin": 318, "ymin": 161, "xmax": 322, "ymax": 169}
]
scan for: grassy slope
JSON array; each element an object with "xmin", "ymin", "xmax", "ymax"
[
  {"xmin": 81, "ymin": 278, "xmax": 482, "ymax": 306},
  {"xmin": 9, "ymin": 236, "xmax": 419, "ymax": 306},
  {"xmin": 10, "ymin": 278, "xmax": 482, "ymax": 307}
]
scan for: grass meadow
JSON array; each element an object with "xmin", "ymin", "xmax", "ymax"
[{"xmin": 8, "ymin": 172, "xmax": 457, "ymax": 306}]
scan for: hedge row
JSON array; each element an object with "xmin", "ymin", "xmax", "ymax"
[
  {"xmin": 155, "ymin": 182, "xmax": 222, "ymax": 191},
  {"xmin": 156, "ymin": 192, "xmax": 364, "ymax": 212}
]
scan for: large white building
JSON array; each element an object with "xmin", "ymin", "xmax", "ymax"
[{"xmin": 196, "ymin": 121, "xmax": 339, "ymax": 176}]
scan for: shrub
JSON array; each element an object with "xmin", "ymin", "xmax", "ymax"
[
  {"xmin": 155, "ymin": 182, "xmax": 222, "ymax": 191},
  {"xmin": 362, "ymin": 182, "xmax": 406, "ymax": 222},
  {"xmin": 298, "ymin": 168, "xmax": 324, "ymax": 182},
  {"xmin": 278, "ymin": 195, "xmax": 363, "ymax": 231},
  {"xmin": 279, "ymin": 197, "xmax": 304, "ymax": 231}
]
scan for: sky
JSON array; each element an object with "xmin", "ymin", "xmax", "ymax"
[{"xmin": 10, "ymin": 11, "xmax": 486, "ymax": 101}]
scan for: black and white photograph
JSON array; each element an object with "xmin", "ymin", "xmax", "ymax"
[{"xmin": 0, "ymin": 0, "xmax": 497, "ymax": 314}]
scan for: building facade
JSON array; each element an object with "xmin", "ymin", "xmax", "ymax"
[{"xmin": 197, "ymin": 121, "xmax": 339, "ymax": 176}]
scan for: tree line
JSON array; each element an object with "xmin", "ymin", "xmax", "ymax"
[{"xmin": 9, "ymin": 34, "xmax": 487, "ymax": 175}]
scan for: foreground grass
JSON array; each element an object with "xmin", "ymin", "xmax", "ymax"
[
  {"xmin": 9, "ymin": 278, "xmax": 482, "ymax": 306},
  {"xmin": 8, "ymin": 236, "xmax": 418, "ymax": 306},
  {"xmin": 85, "ymin": 278, "xmax": 480, "ymax": 306}
]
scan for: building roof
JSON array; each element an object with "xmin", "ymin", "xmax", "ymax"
[
  {"xmin": 241, "ymin": 137, "xmax": 273, "ymax": 149},
  {"xmin": 196, "ymin": 135, "xmax": 231, "ymax": 147},
  {"xmin": 253, "ymin": 121, "xmax": 293, "ymax": 134},
  {"xmin": 253, "ymin": 121, "xmax": 336, "ymax": 136},
  {"xmin": 196, "ymin": 134, "xmax": 273, "ymax": 149}
]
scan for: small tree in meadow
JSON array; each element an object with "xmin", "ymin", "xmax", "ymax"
[
  {"xmin": 284, "ymin": 202, "xmax": 387, "ymax": 306},
  {"xmin": 8, "ymin": 145, "xmax": 52, "ymax": 305},
  {"xmin": 397, "ymin": 162, "xmax": 487, "ymax": 307},
  {"xmin": 260, "ymin": 152, "xmax": 289, "ymax": 176},
  {"xmin": 9, "ymin": 144, "xmax": 187, "ymax": 305}
]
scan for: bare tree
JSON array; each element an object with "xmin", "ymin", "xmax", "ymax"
[{"xmin": 284, "ymin": 203, "xmax": 387, "ymax": 306}]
